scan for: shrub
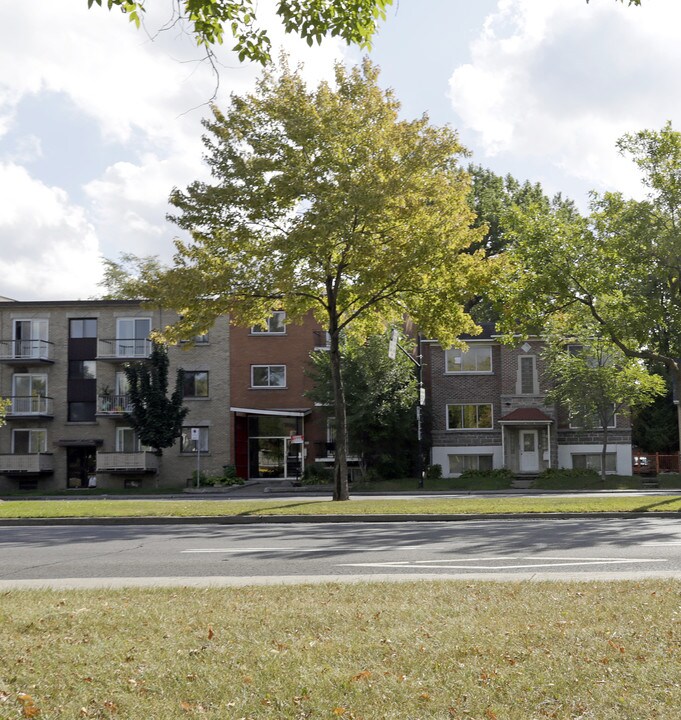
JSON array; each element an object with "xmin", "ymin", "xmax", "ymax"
[
  {"xmin": 300, "ymin": 463, "xmax": 333, "ymax": 485},
  {"xmin": 459, "ymin": 468, "xmax": 514, "ymax": 482},
  {"xmin": 538, "ymin": 467, "xmax": 599, "ymax": 480},
  {"xmin": 424, "ymin": 464, "xmax": 443, "ymax": 480}
]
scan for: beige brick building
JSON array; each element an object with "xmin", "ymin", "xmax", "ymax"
[{"xmin": 0, "ymin": 299, "xmax": 230, "ymax": 491}]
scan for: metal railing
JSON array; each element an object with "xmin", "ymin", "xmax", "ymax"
[
  {"xmin": 98, "ymin": 394, "xmax": 132, "ymax": 414},
  {"xmin": 0, "ymin": 339, "xmax": 54, "ymax": 361},
  {"xmin": 97, "ymin": 338, "xmax": 152, "ymax": 359},
  {"xmin": 632, "ymin": 452, "xmax": 680, "ymax": 474},
  {"xmin": 7, "ymin": 395, "xmax": 53, "ymax": 416},
  {"xmin": 96, "ymin": 451, "xmax": 158, "ymax": 473}
]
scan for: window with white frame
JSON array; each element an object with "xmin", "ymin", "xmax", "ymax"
[
  {"xmin": 446, "ymin": 403, "xmax": 493, "ymax": 430},
  {"xmin": 116, "ymin": 318, "xmax": 151, "ymax": 357},
  {"xmin": 12, "ymin": 373, "xmax": 47, "ymax": 413},
  {"xmin": 445, "ymin": 345, "xmax": 492, "ymax": 373},
  {"xmin": 13, "ymin": 319, "xmax": 48, "ymax": 358},
  {"xmin": 251, "ymin": 364, "xmax": 286, "ymax": 388},
  {"xmin": 180, "ymin": 426, "xmax": 209, "ymax": 453},
  {"xmin": 116, "ymin": 427, "xmax": 151, "ymax": 453},
  {"xmin": 448, "ymin": 454, "xmax": 493, "ymax": 474},
  {"xmin": 251, "ymin": 311, "xmax": 286, "ymax": 335},
  {"xmin": 518, "ymin": 355, "xmax": 537, "ymax": 395},
  {"xmin": 12, "ymin": 429, "xmax": 47, "ymax": 454},
  {"xmin": 569, "ymin": 405, "xmax": 617, "ymax": 429},
  {"xmin": 572, "ymin": 453, "xmax": 616, "ymax": 473}
]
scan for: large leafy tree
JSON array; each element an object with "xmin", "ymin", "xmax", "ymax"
[
  {"xmin": 543, "ymin": 333, "xmax": 665, "ymax": 481},
  {"xmin": 498, "ymin": 122, "xmax": 681, "ymax": 454},
  {"xmin": 124, "ymin": 343, "xmax": 189, "ymax": 463},
  {"xmin": 88, "ymin": 0, "xmax": 394, "ymax": 64},
  {"xmin": 126, "ymin": 58, "xmax": 488, "ymax": 500},
  {"xmin": 307, "ymin": 332, "xmax": 418, "ymax": 479}
]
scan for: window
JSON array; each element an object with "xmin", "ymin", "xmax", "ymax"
[
  {"xmin": 181, "ymin": 427, "xmax": 209, "ymax": 453},
  {"xmin": 569, "ymin": 405, "xmax": 617, "ymax": 429},
  {"xmin": 183, "ymin": 371, "xmax": 209, "ymax": 398},
  {"xmin": 572, "ymin": 453, "xmax": 616, "ymax": 473},
  {"xmin": 448, "ymin": 454, "xmax": 493, "ymax": 474},
  {"xmin": 13, "ymin": 319, "xmax": 48, "ymax": 358},
  {"xmin": 68, "ymin": 401, "xmax": 96, "ymax": 422},
  {"xmin": 446, "ymin": 404, "xmax": 493, "ymax": 430},
  {"xmin": 251, "ymin": 311, "xmax": 286, "ymax": 334},
  {"xmin": 12, "ymin": 374, "xmax": 47, "ymax": 413},
  {"xmin": 69, "ymin": 319, "xmax": 97, "ymax": 338},
  {"xmin": 12, "ymin": 429, "xmax": 47, "ymax": 454},
  {"xmin": 445, "ymin": 346, "xmax": 492, "ymax": 373},
  {"xmin": 518, "ymin": 356, "xmax": 537, "ymax": 395},
  {"xmin": 115, "ymin": 371, "xmax": 130, "ymax": 396},
  {"xmin": 251, "ymin": 365, "xmax": 286, "ymax": 388},
  {"xmin": 116, "ymin": 318, "xmax": 151, "ymax": 357},
  {"xmin": 69, "ymin": 360, "xmax": 97, "ymax": 379},
  {"xmin": 116, "ymin": 427, "xmax": 150, "ymax": 453}
]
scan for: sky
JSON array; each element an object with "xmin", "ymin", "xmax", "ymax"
[{"xmin": 1, "ymin": 0, "xmax": 680, "ymax": 301}]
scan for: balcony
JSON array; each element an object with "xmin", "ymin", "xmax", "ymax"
[
  {"xmin": 5, "ymin": 395, "xmax": 54, "ymax": 418},
  {"xmin": 0, "ymin": 339, "xmax": 54, "ymax": 364},
  {"xmin": 97, "ymin": 338, "xmax": 152, "ymax": 361},
  {"xmin": 96, "ymin": 451, "xmax": 159, "ymax": 473},
  {"xmin": 0, "ymin": 453, "xmax": 54, "ymax": 475},
  {"xmin": 97, "ymin": 394, "xmax": 133, "ymax": 416}
]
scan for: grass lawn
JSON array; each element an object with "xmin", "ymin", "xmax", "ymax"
[
  {"xmin": 1, "ymin": 495, "xmax": 681, "ymax": 519},
  {"xmin": 1, "ymin": 580, "xmax": 679, "ymax": 719}
]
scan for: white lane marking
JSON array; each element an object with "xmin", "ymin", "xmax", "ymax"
[
  {"xmin": 339, "ymin": 558, "xmax": 668, "ymax": 570},
  {"xmin": 642, "ymin": 542, "xmax": 681, "ymax": 546},
  {"xmin": 181, "ymin": 546, "xmax": 424, "ymax": 554}
]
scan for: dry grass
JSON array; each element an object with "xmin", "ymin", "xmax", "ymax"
[
  {"xmin": 1, "ymin": 495, "xmax": 681, "ymax": 519},
  {"xmin": 1, "ymin": 580, "xmax": 680, "ymax": 719}
]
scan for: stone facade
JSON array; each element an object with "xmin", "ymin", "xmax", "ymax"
[{"xmin": 428, "ymin": 325, "xmax": 633, "ymax": 477}]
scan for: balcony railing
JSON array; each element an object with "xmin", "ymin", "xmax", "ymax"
[
  {"xmin": 98, "ymin": 394, "xmax": 133, "ymax": 415},
  {"xmin": 0, "ymin": 453, "xmax": 54, "ymax": 474},
  {"xmin": 97, "ymin": 338, "xmax": 152, "ymax": 360},
  {"xmin": 96, "ymin": 451, "xmax": 159, "ymax": 473},
  {"xmin": 6, "ymin": 395, "xmax": 54, "ymax": 417},
  {"xmin": 0, "ymin": 339, "xmax": 54, "ymax": 363}
]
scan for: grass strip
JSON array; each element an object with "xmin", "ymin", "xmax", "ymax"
[
  {"xmin": 0, "ymin": 580, "xmax": 679, "ymax": 719},
  {"xmin": 1, "ymin": 495, "xmax": 681, "ymax": 519}
]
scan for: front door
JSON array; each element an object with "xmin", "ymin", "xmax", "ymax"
[
  {"xmin": 519, "ymin": 430, "xmax": 539, "ymax": 473},
  {"xmin": 66, "ymin": 447, "xmax": 96, "ymax": 488}
]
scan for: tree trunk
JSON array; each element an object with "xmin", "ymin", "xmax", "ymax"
[
  {"xmin": 600, "ymin": 424, "xmax": 608, "ymax": 485},
  {"xmin": 329, "ymin": 328, "xmax": 349, "ymax": 501}
]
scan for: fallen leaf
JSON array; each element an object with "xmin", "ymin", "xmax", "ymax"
[
  {"xmin": 207, "ymin": 627, "xmax": 214, "ymax": 641},
  {"xmin": 333, "ymin": 708, "xmax": 346, "ymax": 716},
  {"xmin": 351, "ymin": 671, "xmax": 372, "ymax": 682}
]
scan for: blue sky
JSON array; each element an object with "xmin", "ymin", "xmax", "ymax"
[{"xmin": 1, "ymin": 0, "xmax": 680, "ymax": 300}]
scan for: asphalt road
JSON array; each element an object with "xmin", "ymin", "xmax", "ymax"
[{"xmin": 1, "ymin": 516, "xmax": 681, "ymax": 588}]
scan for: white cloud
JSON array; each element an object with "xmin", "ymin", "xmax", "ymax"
[
  {"xmin": 449, "ymin": 0, "xmax": 681, "ymax": 202},
  {"xmin": 0, "ymin": 163, "xmax": 102, "ymax": 300}
]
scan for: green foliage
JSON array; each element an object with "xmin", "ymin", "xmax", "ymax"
[
  {"xmin": 459, "ymin": 468, "xmax": 514, "ymax": 482},
  {"xmin": 633, "ymin": 392, "xmax": 679, "ymax": 452},
  {"xmin": 131, "ymin": 58, "xmax": 487, "ymax": 500},
  {"xmin": 87, "ymin": 0, "xmax": 394, "ymax": 64},
  {"xmin": 193, "ymin": 466, "xmax": 245, "ymax": 487},
  {"xmin": 124, "ymin": 343, "xmax": 189, "ymax": 456},
  {"xmin": 307, "ymin": 332, "xmax": 418, "ymax": 478},
  {"xmin": 0, "ymin": 397, "xmax": 9, "ymax": 427},
  {"xmin": 300, "ymin": 463, "xmax": 333, "ymax": 485},
  {"xmin": 538, "ymin": 467, "xmax": 600, "ymax": 481},
  {"xmin": 424, "ymin": 463, "xmax": 442, "ymax": 480}
]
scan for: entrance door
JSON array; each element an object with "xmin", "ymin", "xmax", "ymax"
[
  {"xmin": 66, "ymin": 447, "xmax": 96, "ymax": 488},
  {"xmin": 519, "ymin": 430, "xmax": 539, "ymax": 473}
]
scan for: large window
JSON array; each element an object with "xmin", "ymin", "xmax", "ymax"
[
  {"xmin": 251, "ymin": 311, "xmax": 286, "ymax": 334},
  {"xmin": 572, "ymin": 453, "xmax": 616, "ymax": 473},
  {"xmin": 116, "ymin": 318, "xmax": 151, "ymax": 357},
  {"xmin": 69, "ymin": 319, "xmax": 97, "ymax": 338},
  {"xmin": 13, "ymin": 319, "xmax": 48, "ymax": 358},
  {"xmin": 446, "ymin": 404, "xmax": 493, "ymax": 430},
  {"xmin": 12, "ymin": 429, "xmax": 47, "ymax": 454},
  {"xmin": 69, "ymin": 360, "xmax": 97, "ymax": 379},
  {"xmin": 12, "ymin": 374, "xmax": 47, "ymax": 413},
  {"xmin": 115, "ymin": 427, "xmax": 151, "ymax": 453},
  {"xmin": 68, "ymin": 401, "xmax": 96, "ymax": 422},
  {"xmin": 181, "ymin": 427, "xmax": 209, "ymax": 453},
  {"xmin": 251, "ymin": 365, "xmax": 286, "ymax": 388},
  {"xmin": 448, "ymin": 454, "xmax": 493, "ymax": 475},
  {"xmin": 183, "ymin": 371, "xmax": 209, "ymax": 398},
  {"xmin": 445, "ymin": 346, "xmax": 492, "ymax": 373}
]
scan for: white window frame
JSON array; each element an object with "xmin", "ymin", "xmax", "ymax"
[
  {"xmin": 181, "ymin": 426, "xmax": 209, "ymax": 453},
  {"xmin": 13, "ymin": 319, "xmax": 49, "ymax": 358},
  {"xmin": 183, "ymin": 370, "xmax": 209, "ymax": 398},
  {"xmin": 517, "ymin": 355, "xmax": 538, "ymax": 395},
  {"xmin": 571, "ymin": 452, "xmax": 617, "ymax": 473},
  {"xmin": 448, "ymin": 453, "xmax": 494, "ymax": 475},
  {"xmin": 11, "ymin": 428, "xmax": 47, "ymax": 454},
  {"xmin": 116, "ymin": 317, "xmax": 152, "ymax": 357},
  {"xmin": 251, "ymin": 311, "xmax": 286, "ymax": 335},
  {"xmin": 12, "ymin": 373, "xmax": 48, "ymax": 413},
  {"xmin": 446, "ymin": 403, "xmax": 493, "ymax": 430},
  {"xmin": 115, "ymin": 427, "xmax": 151, "ymax": 453},
  {"xmin": 445, "ymin": 345, "xmax": 493, "ymax": 374},
  {"xmin": 251, "ymin": 364, "xmax": 287, "ymax": 388}
]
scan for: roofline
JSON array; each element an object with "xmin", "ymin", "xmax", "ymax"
[{"xmin": 0, "ymin": 299, "xmax": 146, "ymax": 308}]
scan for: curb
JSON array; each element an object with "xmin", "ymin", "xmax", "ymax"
[{"xmin": 0, "ymin": 511, "xmax": 678, "ymax": 526}]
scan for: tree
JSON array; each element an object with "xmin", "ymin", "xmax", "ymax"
[
  {"xmin": 497, "ymin": 122, "xmax": 681, "ymax": 457},
  {"xmin": 0, "ymin": 398, "xmax": 9, "ymax": 427},
  {"xmin": 123, "ymin": 58, "xmax": 488, "ymax": 500},
  {"xmin": 543, "ymin": 333, "xmax": 665, "ymax": 481},
  {"xmin": 307, "ymin": 332, "xmax": 418, "ymax": 479},
  {"xmin": 124, "ymin": 343, "xmax": 189, "ymax": 485},
  {"xmin": 88, "ymin": 0, "xmax": 394, "ymax": 64}
]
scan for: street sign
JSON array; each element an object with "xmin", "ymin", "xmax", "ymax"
[{"xmin": 388, "ymin": 328, "xmax": 398, "ymax": 360}]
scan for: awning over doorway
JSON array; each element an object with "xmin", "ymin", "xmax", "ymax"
[
  {"xmin": 499, "ymin": 408, "xmax": 552, "ymax": 425},
  {"xmin": 230, "ymin": 407, "xmax": 312, "ymax": 418},
  {"xmin": 56, "ymin": 439, "xmax": 104, "ymax": 447}
]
